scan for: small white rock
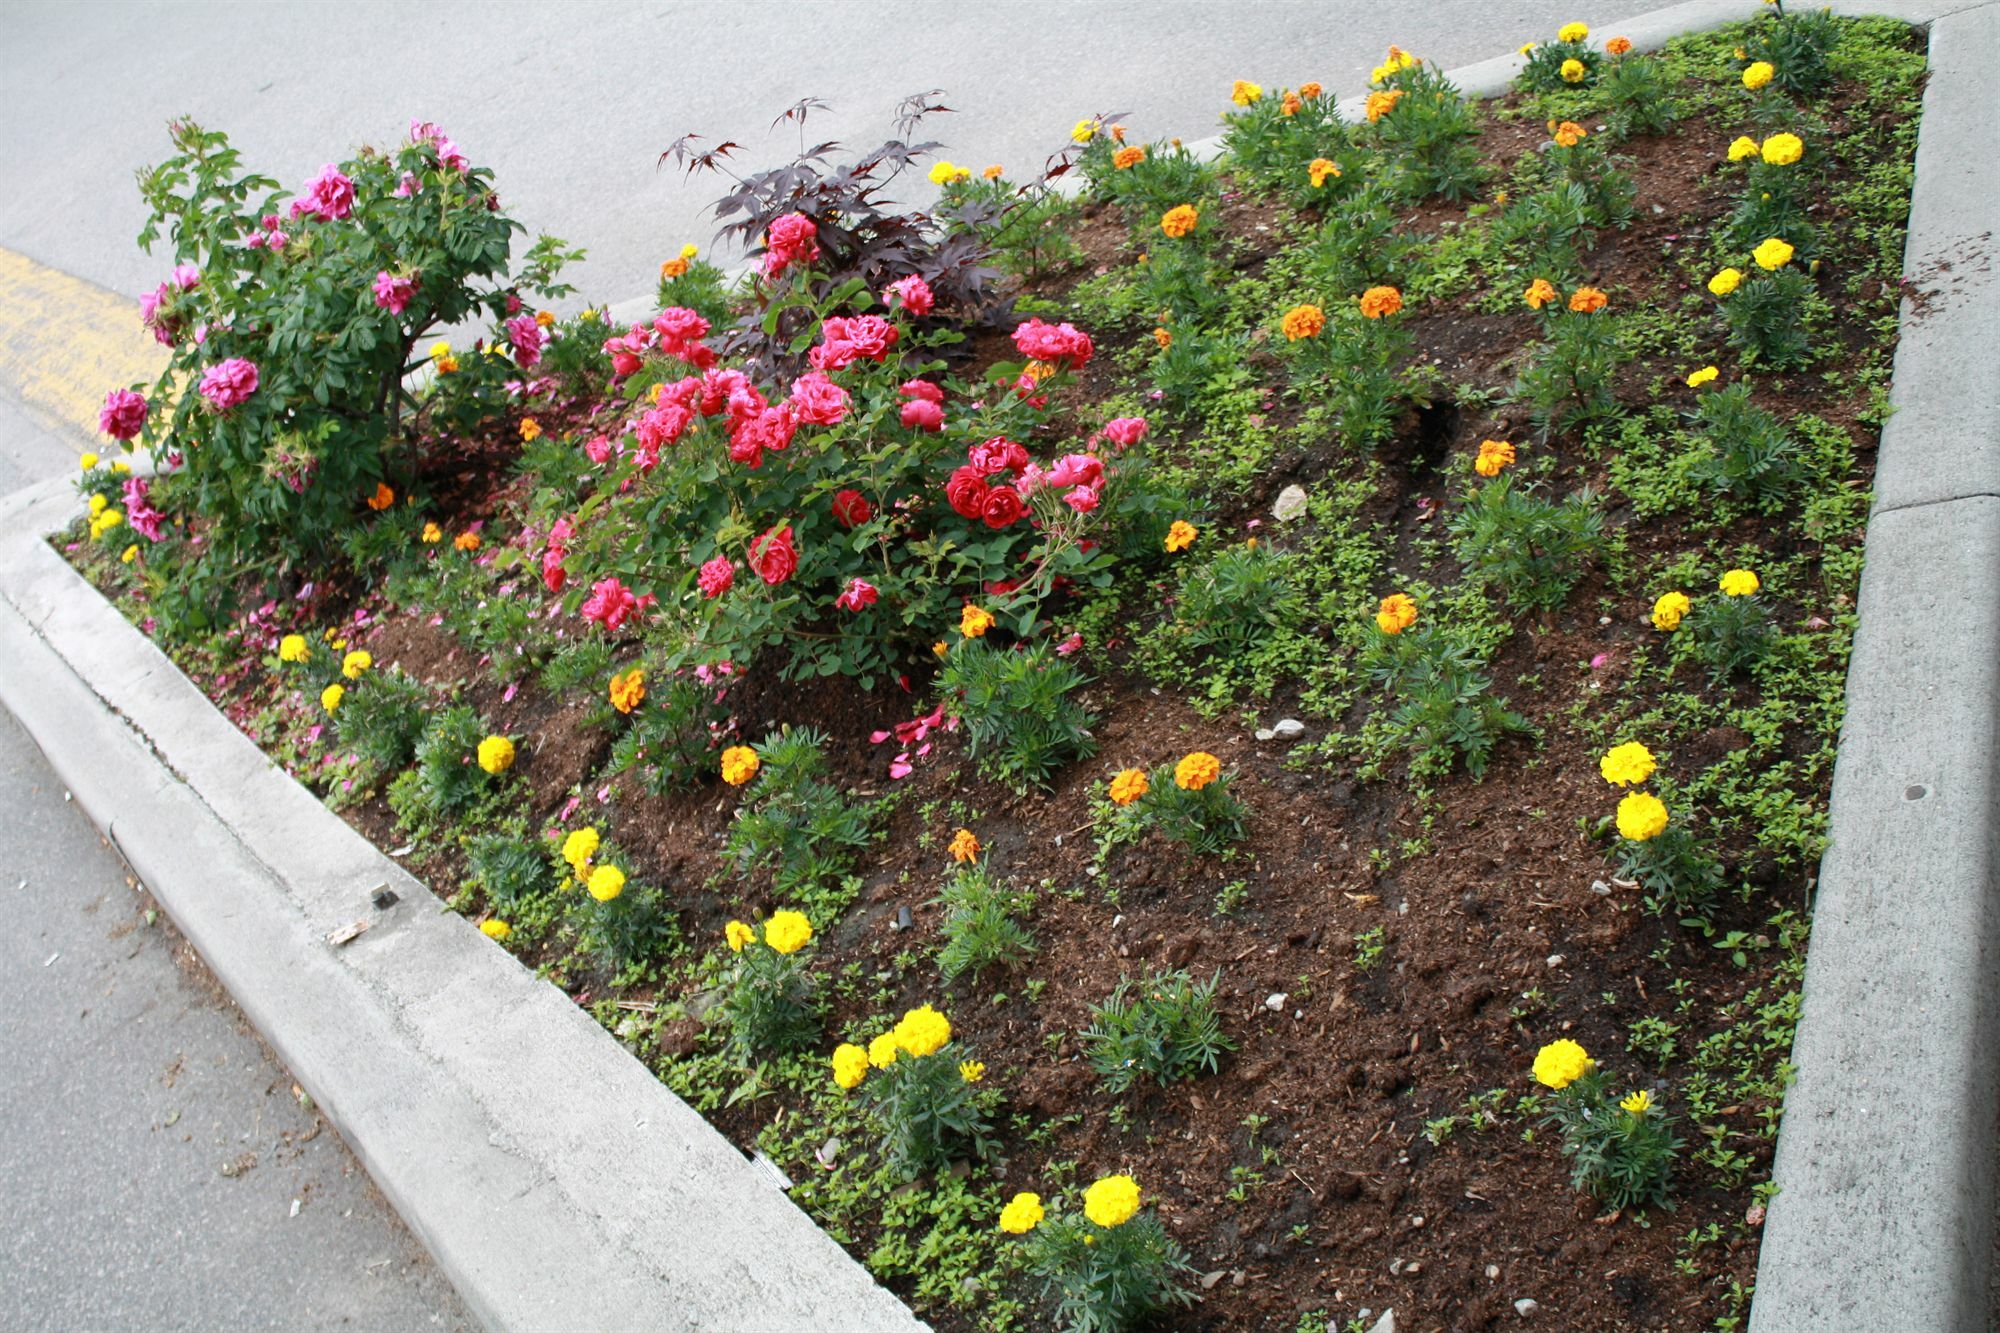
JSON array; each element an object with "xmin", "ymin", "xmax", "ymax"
[
  {"xmin": 1515, "ymin": 1298, "xmax": 1540, "ymax": 1317},
  {"xmin": 1254, "ymin": 728, "xmax": 1277, "ymax": 741},
  {"xmin": 1486, "ymin": 1264, "xmax": 1501, "ymax": 1280},
  {"xmin": 1272, "ymin": 484, "xmax": 1309, "ymax": 521},
  {"xmin": 1265, "ymin": 992, "xmax": 1288, "ymax": 1012},
  {"xmin": 1272, "ymin": 718, "xmax": 1305, "ymax": 739},
  {"xmin": 1367, "ymin": 1312, "xmax": 1396, "ymax": 1333},
  {"xmin": 1546, "ymin": 954, "xmax": 1565, "ymax": 968},
  {"xmin": 1590, "ymin": 879, "xmax": 1612, "ymax": 895}
]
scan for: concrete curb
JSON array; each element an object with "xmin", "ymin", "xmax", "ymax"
[{"xmin": 0, "ymin": 468, "xmax": 925, "ymax": 1332}]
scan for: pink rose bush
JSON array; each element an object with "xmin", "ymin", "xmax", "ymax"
[
  {"xmin": 198, "ymin": 358, "xmax": 260, "ymax": 410},
  {"xmin": 98, "ymin": 388, "xmax": 148, "ymax": 440}
]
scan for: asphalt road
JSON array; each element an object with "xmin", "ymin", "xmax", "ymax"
[
  {"xmin": 0, "ymin": 703, "xmax": 472, "ymax": 1332},
  {"xmin": 1, "ymin": 0, "xmax": 1657, "ymax": 307}
]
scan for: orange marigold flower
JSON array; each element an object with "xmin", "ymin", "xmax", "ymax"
[
  {"xmin": 1160, "ymin": 204, "xmax": 1199, "ymax": 239},
  {"xmin": 421, "ymin": 522, "xmax": 442, "ymax": 544},
  {"xmin": 949, "ymin": 828, "xmax": 981, "ymax": 863},
  {"xmin": 1110, "ymin": 124, "xmax": 1127, "ymax": 143},
  {"xmin": 1474, "ymin": 439, "xmax": 1517, "ymax": 478},
  {"xmin": 1606, "ymin": 35, "xmax": 1633, "ymax": 55},
  {"xmin": 1523, "ymin": 278, "xmax": 1558, "ymax": 309},
  {"xmin": 1308, "ymin": 157, "xmax": 1341, "ymax": 188},
  {"xmin": 366, "ymin": 482, "xmax": 395, "ymax": 511},
  {"xmin": 1153, "ymin": 326, "xmax": 1172, "ymax": 349},
  {"xmin": 1358, "ymin": 285, "xmax": 1404, "ymax": 319},
  {"xmin": 534, "ymin": 309, "xmax": 556, "ymax": 328},
  {"xmin": 454, "ymin": 531, "xmax": 481, "ymax": 552},
  {"xmin": 660, "ymin": 257, "xmax": 690, "ymax": 279},
  {"xmin": 1164, "ymin": 520, "xmax": 1198, "ymax": 553},
  {"xmin": 1281, "ymin": 92, "xmax": 1302, "ymax": 117},
  {"xmin": 519, "ymin": 417, "xmax": 542, "ymax": 442},
  {"xmin": 1567, "ymin": 286, "xmax": 1609, "ymax": 313},
  {"xmin": 609, "ymin": 667, "xmax": 646, "ymax": 714},
  {"xmin": 1174, "ymin": 751, "xmax": 1222, "ymax": 792},
  {"xmin": 1280, "ymin": 303, "xmax": 1326, "ymax": 341},
  {"xmin": 961, "ymin": 604, "xmax": 995, "ymax": 639},
  {"xmin": 1109, "ymin": 768, "xmax": 1150, "ymax": 806},
  {"xmin": 720, "ymin": 745, "xmax": 760, "ymax": 787},
  {"xmin": 1299, "ymin": 81, "xmax": 1324, "ymax": 99},
  {"xmin": 1365, "ymin": 89, "xmax": 1405, "ymax": 123},
  {"xmin": 1113, "ymin": 145, "xmax": 1145, "ymax": 170},
  {"xmin": 1376, "ymin": 592, "xmax": 1418, "ymax": 635},
  {"xmin": 1552, "ymin": 120, "xmax": 1587, "ymax": 148},
  {"xmin": 983, "ymin": 164, "xmax": 1004, "ymax": 179}
]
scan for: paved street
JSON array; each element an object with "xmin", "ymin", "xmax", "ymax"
[
  {"xmin": 0, "ymin": 705, "xmax": 472, "ymax": 1332},
  {"xmin": 1, "ymin": 0, "xmax": 1654, "ymax": 308}
]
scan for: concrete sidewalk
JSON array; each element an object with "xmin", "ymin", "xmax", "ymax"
[{"xmin": 0, "ymin": 703, "xmax": 471, "ymax": 1332}]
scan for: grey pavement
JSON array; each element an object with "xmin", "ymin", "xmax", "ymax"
[
  {"xmin": 0, "ymin": 0, "xmax": 1658, "ymax": 306},
  {"xmin": 0, "ymin": 703, "xmax": 472, "ymax": 1332}
]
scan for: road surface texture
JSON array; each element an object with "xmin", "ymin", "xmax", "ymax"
[
  {"xmin": 1, "ymin": 0, "xmax": 1656, "ymax": 307},
  {"xmin": 0, "ymin": 703, "xmax": 473, "ymax": 1332}
]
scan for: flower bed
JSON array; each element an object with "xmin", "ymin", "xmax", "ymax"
[{"xmin": 65, "ymin": 13, "xmax": 1928, "ymax": 1330}]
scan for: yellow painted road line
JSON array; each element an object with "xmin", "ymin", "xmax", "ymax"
[{"xmin": 0, "ymin": 247, "xmax": 167, "ymax": 450}]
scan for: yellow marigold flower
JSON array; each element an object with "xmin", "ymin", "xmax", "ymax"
[
  {"xmin": 868, "ymin": 1031, "xmax": 902, "ymax": 1069},
  {"xmin": 429, "ymin": 339, "xmax": 453, "ymax": 362},
  {"xmin": 341, "ymin": 650, "xmax": 372, "ymax": 680},
  {"xmin": 1071, "ymin": 118, "xmax": 1098, "ymax": 144},
  {"xmin": 87, "ymin": 493, "xmax": 107, "ymax": 517},
  {"xmin": 1112, "ymin": 145, "xmax": 1145, "ymax": 170},
  {"xmin": 720, "ymin": 745, "xmax": 761, "ymax": 787},
  {"xmin": 958, "ymin": 1060, "xmax": 985, "ymax": 1083},
  {"xmin": 1617, "ymin": 791, "xmax": 1670, "ymax": 842},
  {"xmin": 1376, "ymin": 592, "xmax": 1418, "ymax": 635},
  {"xmin": 519, "ymin": 418, "xmax": 542, "ymax": 442},
  {"xmin": 609, "ymin": 667, "xmax": 646, "ymax": 714},
  {"xmin": 586, "ymin": 863, "xmax": 626, "ymax": 903},
  {"xmin": 1083, "ymin": 1174, "xmax": 1142, "ymax": 1228},
  {"xmin": 1308, "ymin": 157, "xmax": 1340, "ymax": 189},
  {"xmin": 278, "ymin": 634, "xmax": 309, "ymax": 663},
  {"xmin": 1651, "ymin": 591, "xmax": 1691, "ymax": 631},
  {"xmin": 1709, "ymin": 267, "xmax": 1744, "ymax": 296},
  {"xmin": 454, "ymin": 531, "xmax": 481, "ymax": 551},
  {"xmin": 1174, "ymin": 751, "xmax": 1221, "ymax": 792},
  {"xmin": 1552, "ymin": 120, "xmax": 1587, "ymax": 148},
  {"xmin": 1160, "ymin": 204, "xmax": 1199, "ymax": 239},
  {"xmin": 321, "ymin": 683, "xmax": 345, "ymax": 712},
  {"xmin": 1523, "ymin": 277, "xmax": 1558, "ymax": 309},
  {"xmin": 928, "ymin": 160, "xmax": 971, "ymax": 186},
  {"xmin": 983, "ymin": 164, "xmax": 1004, "ymax": 180},
  {"xmin": 1753, "ymin": 236, "xmax": 1795, "ymax": 271},
  {"xmin": 1742, "ymin": 60, "xmax": 1775, "ymax": 90},
  {"xmin": 1518, "ymin": 41, "xmax": 1536, "ymax": 56},
  {"xmin": 932, "ymin": 640, "xmax": 950, "ymax": 658},
  {"xmin": 998, "ymin": 1192, "xmax": 1045, "ymax": 1234},
  {"xmin": 121, "ymin": 543, "xmax": 139, "ymax": 564},
  {"xmin": 367, "ymin": 482, "xmax": 395, "ymax": 511},
  {"xmin": 80, "ymin": 452, "xmax": 103, "ymax": 472},
  {"xmin": 961, "ymin": 604, "xmax": 995, "ymax": 639},
  {"xmin": 1621, "ymin": 1089, "xmax": 1653, "ymax": 1115},
  {"xmin": 1109, "ymin": 768, "xmax": 1150, "ymax": 806},
  {"xmin": 1231, "ymin": 79, "xmax": 1263, "ymax": 106},
  {"xmin": 1728, "ymin": 136, "xmax": 1761, "ymax": 161},
  {"xmin": 480, "ymin": 918, "xmax": 511, "ymax": 941},
  {"xmin": 832, "ymin": 1043, "xmax": 870, "ymax": 1090},
  {"xmin": 949, "ymin": 828, "xmax": 982, "ymax": 864},
  {"xmin": 1365, "ymin": 89, "xmax": 1404, "ymax": 122},
  {"xmin": 1474, "ymin": 439, "xmax": 1516, "ymax": 478},
  {"xmin": 1686, "ymin": 365, "xmax": 1719, "ymax": 388},
  {"xmin": 1358, "ymin": 285, "xmax": 1404, "ymax": 319},
  {"xmin": 1720, "ymin": 568, "xmax": 1760, "ymax": 597},
  {"xmin": 1558, "ymin": 21, "xmax": 1589, "ymax": 42},
  {"xmin": 680, "ymin": 243, "xmax": 699, "ymax": 261},
  {"xmin": 1164, "ymin": 520, "xmax": 1198, "ymax": 552},
  {"xmin": 764, "ymin": 909, "xmax": 813, "ymax": 955},
  {"xmin": 1532, "ymin": 1038, "xmax": 1593, "ymax": 1090},
  {"xmin": 1560, "ymin": 57, "xmax": 1586, "ymax": 83},
  {"xmin": 88, "ymin": 509, "xmax": 124, "ymax": 539},
  {"xmin": 477, "ymin": 735, "xmax": 515, "ymax": 775},
  {"xmin": 1606, "ymin": 36, "xmax": 1633, "ymax": 55},
  {"xmin": 1568, "ymin": 286, "xmax": 1608, "ymax": 313},
  {"xmin": 421, "ymin": 522, "xmax": 442, "ymax": 543},
  {"xmin": 1299, "ymin": 81, "xmax": 1324, "ymax": 99},
  {"xmin": 1761, "ymin": 132, "xmax": 1803, "ymax": 165},
  {"xmin": 562, "ymin": 827, "xmax": 599, "ymax": 877},
  {"xmin": 725, "ymin": 920, "xmax": 755, "ymax": 952},
  {"xmin": 894, "ymin": 1004, "xmax": 952, "ymax": 1057},
  {"xmin": 1280, "ymin": 304, "xmax": 1326, "ymax": 341},
  {"xmin": 1599, "ymin": 741, "xmax": 1657, "ymax": 788}
]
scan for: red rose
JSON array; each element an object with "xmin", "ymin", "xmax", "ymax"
[
  {"xmin": 749, "ymin": 524, "xmax": 798, "ymax": 586},
  {"xmin": 831, "ymin": 489, "xmax": 873, "ymax": 528},
  {"xmin": 945, "ymin": 465, "xmax": 989, "ymax": 520},
  {"xmin": 981, "ymin": 485, "xmax": 1026, "ymax": 529}
]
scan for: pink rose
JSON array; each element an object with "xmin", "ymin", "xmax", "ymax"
[
  {"xmin": 762, "ymin": 213, "xmax": 820, "ymax": 277},
  {"xmin": 372, "ymin": 270, "xmax": 415, "ymax": 315},
  {"xmin": 1011, "ymin": 317, "xmax": 1093, "ymax": 368},
  {"xmin": 123, "ymin": 476, "xmax": 165, "ymax": 542},
  {"xmin": 788, "ymin": 371, "xmax": 850, "ymax": 426},
  {"xmin": 697, "ymin": 556, "xmax": 735, "ymax": 599},
  {"xmin": 886, "ymin": 275, "xmax": 934, "ymax": 316},
  {"xmin": 198, "ymin": 358, "xmax": 260, "ymax": 411},
  {"xmin": 98, "ymin": 388, "xmax": 148, "ymax": 440},
  {"xmin": 808, "ymin": 314, "xmax": 899, "ymax": 372},
  {"xmin": 506, "ymin": 314, "xmax": 544, "ymax": 368},
  {"xmin": 1101, "ymin": 416, "xmax": 1148, "ymax": 449},
  {"xmin": 748, "ymin": 525, "xmax": 798, "ymax": 586},
  {"xmin": 1046, "ymin": 453, "xmax": 1105, "ymax": 490},
  {"xmin": 584, "ymin": 435, "xmax": 615, "ymax": 465},
  {"xmin": 835, "ymin": 578, "xmax": 880, "ymax": 612},
  {"xmin": 581, "ymin": 577, "xmax": 640, "ymax": 632},
  {"xmin": 1062, "ymin": 485, "xmax": 1101, "ymax": 513},
  {"xmin": 898, "ymin": 379, "xmax": 944, "ymax": 404},
  {"xmin": 289, "ymin": 164, "xmax": 356, "ymax": 222},
  {"xmin": 980, "ymin": 485, "xmax": 1026, "ymax": 529},
  {"xmin": 652, "ymin": 307, "xmax": 711, "ymax": 360},
  {"xmin": 699, "ymin": 367, "xmax": 751, "ymax": 416},
  {"xmin": 900, "ymin": 398, "xmax": 944, "ymax": 432},
  {"xmin": 968, "ymin": 436, "xmax": 1029, "ymax": 476}
]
